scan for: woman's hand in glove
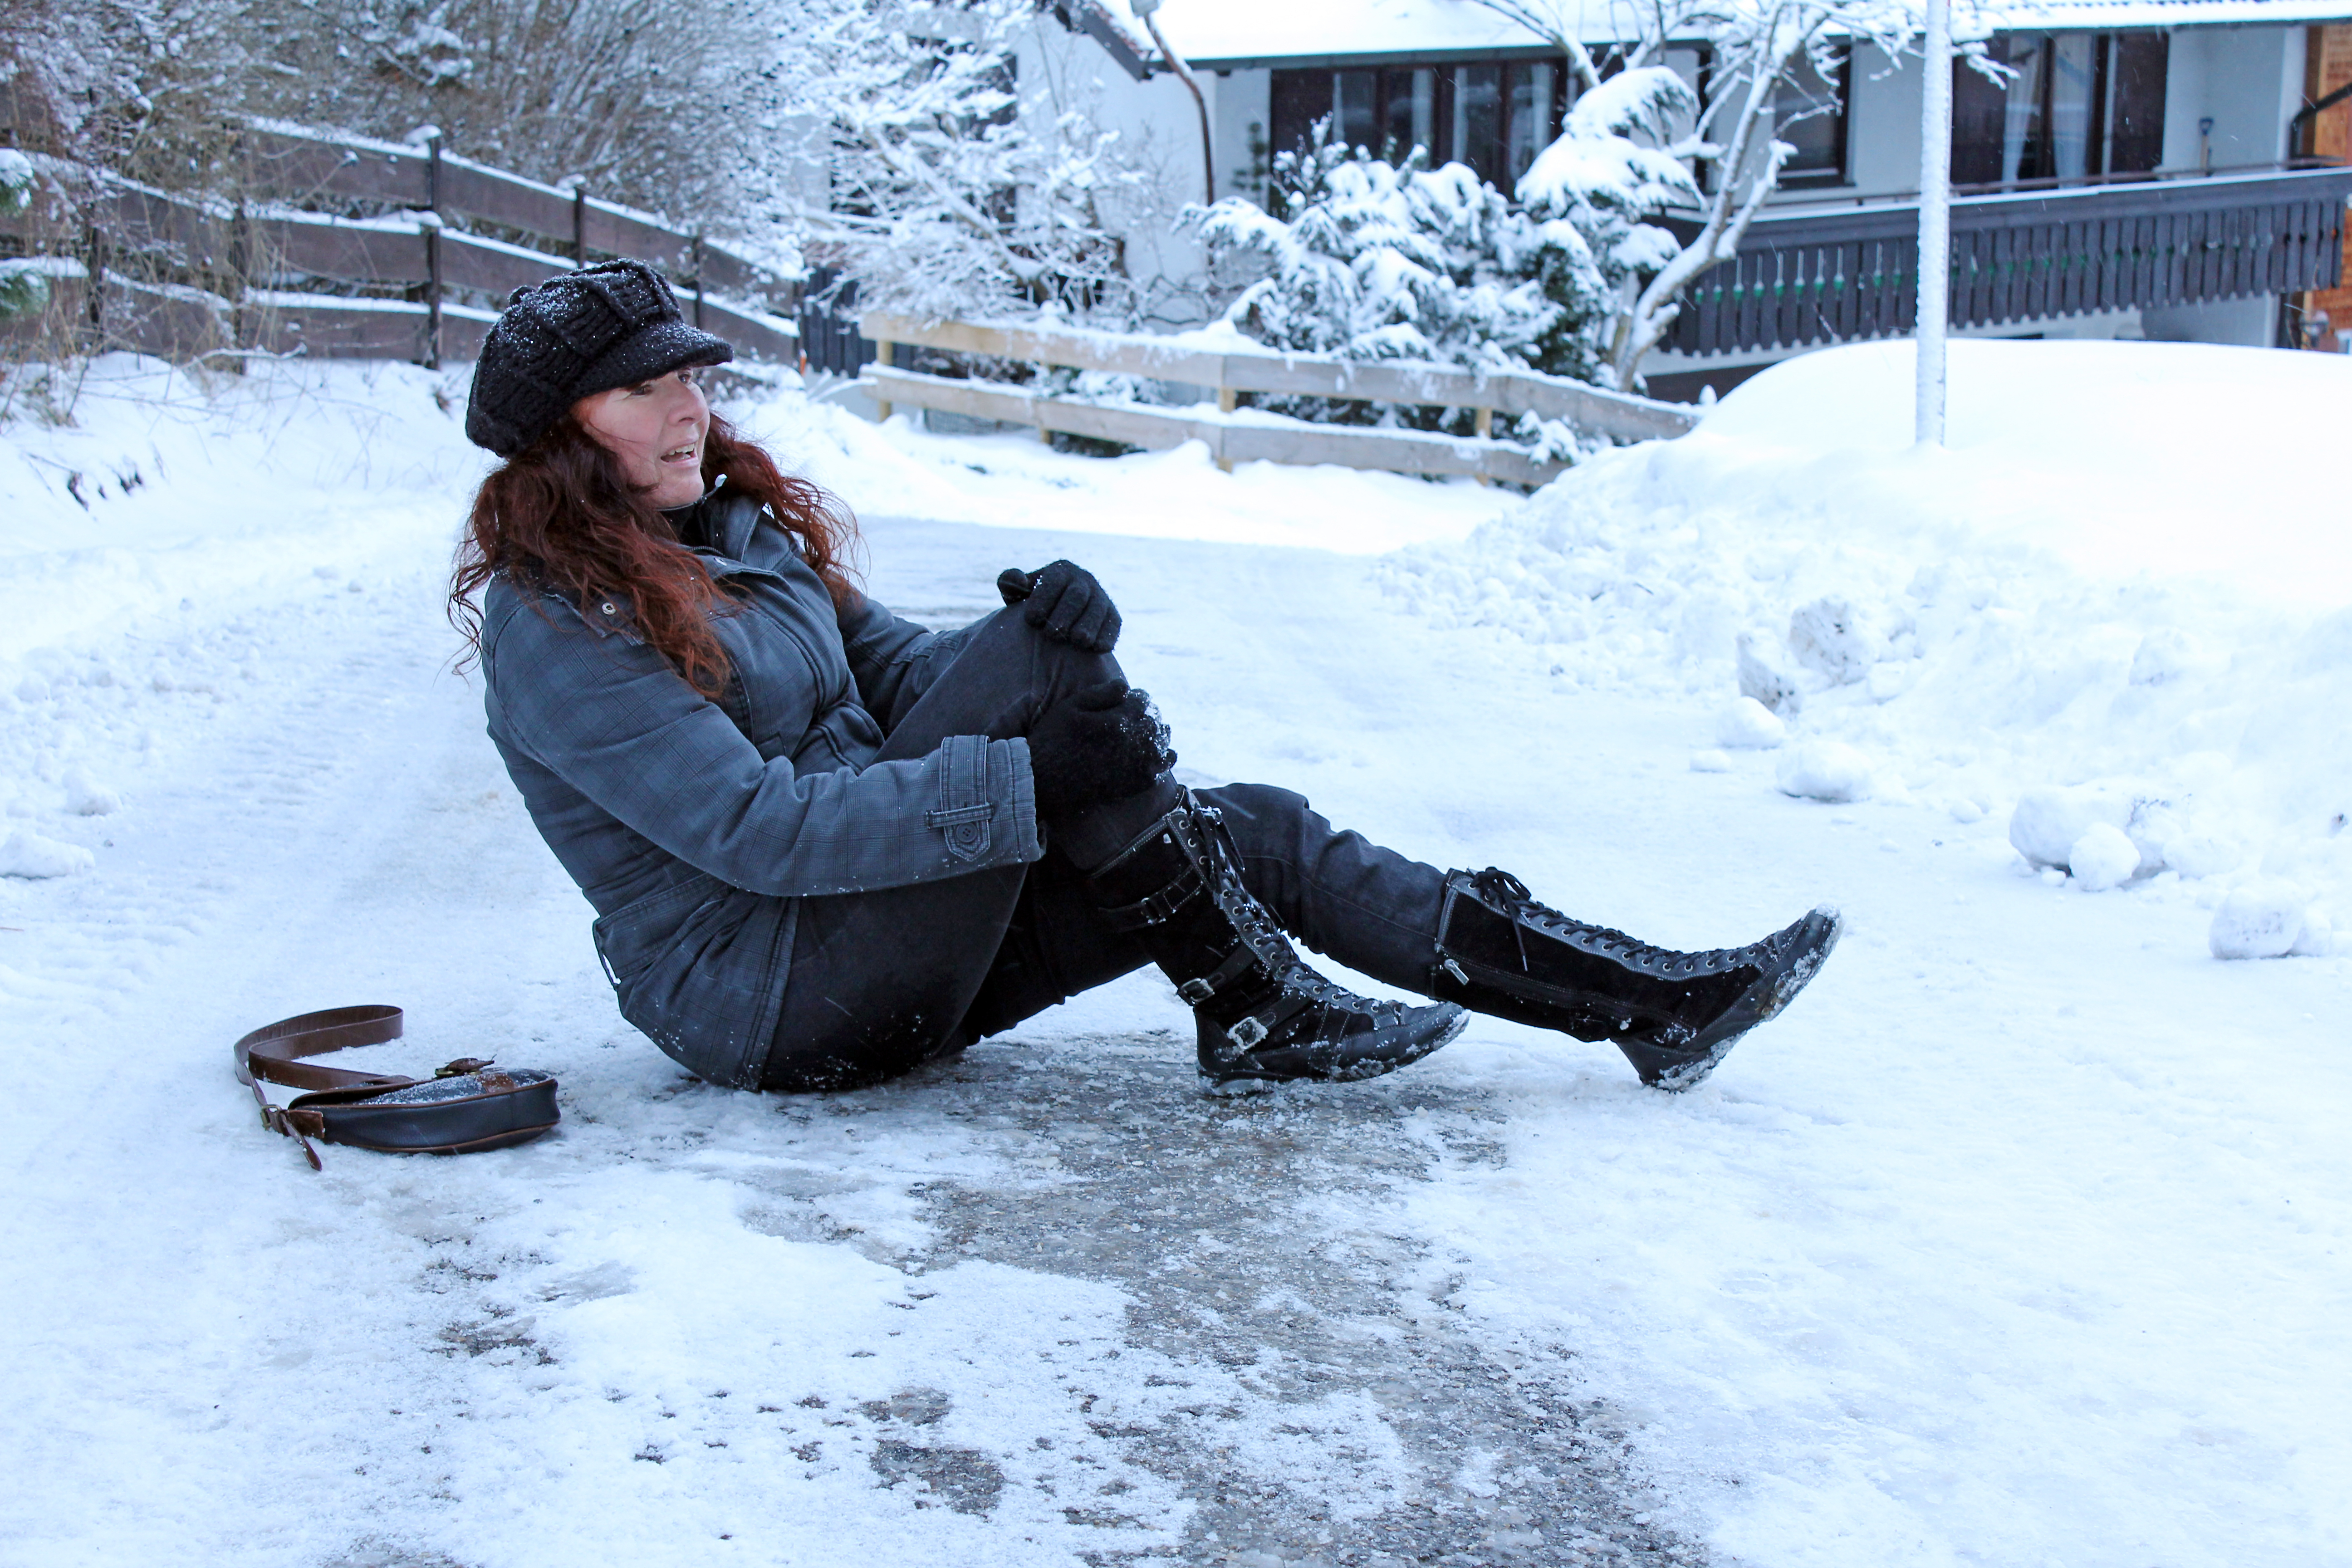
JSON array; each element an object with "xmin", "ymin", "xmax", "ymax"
[
  {"xmin": 1024, "ymin": 679, "xmax": 1172, "ymax": 815},
  {"xmin": 996, "ymin": 560, "xmax": 1121, "ymax": 653}
]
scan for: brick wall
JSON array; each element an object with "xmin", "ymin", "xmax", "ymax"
[{"xmin": 2298, "ymin": 24, "xmax": 2352, "ymax": 348}]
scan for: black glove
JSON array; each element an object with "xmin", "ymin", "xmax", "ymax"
[
  {"xmin": 996, "ymin": 560, "xmax": 1121, "ymax": 654},
  {"xmin": 1025, "ymin": 679, "xmax": 1173, "ymax": 816}
]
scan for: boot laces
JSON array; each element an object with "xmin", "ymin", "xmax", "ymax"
[{"xmin": 1466, "ymin": 867, "xmax": 1764, "ymax": 978}]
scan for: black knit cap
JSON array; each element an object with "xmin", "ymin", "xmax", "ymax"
[{"xmin": 464, "ymin": 259, "xmax": 734, "ymax": 456}]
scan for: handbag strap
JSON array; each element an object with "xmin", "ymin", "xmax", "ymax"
[
  {"xmin": 235, "ymin": 1004, "xmax": 413, "ymax": 1093},
  {"xmin": 235, "ymin": 1006, "xmax": 499, "ymax": 1170}
]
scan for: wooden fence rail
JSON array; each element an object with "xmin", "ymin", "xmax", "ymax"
[
  {"xmin": 855, "ymin": 311, "xmax": 1698, "ymax": 484},
  {"xmin": 0, "ymin": 120, "xmax": 802, "ymax": 368}
]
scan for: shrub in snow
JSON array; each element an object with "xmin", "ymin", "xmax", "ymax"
[
  {"xmin": 2208, "ymin": 880, "xmax": 2323, "ymax": 960},
  {"xmin": 2067, "ymin": 823, "xmax": 2141, "ymax": 891},
  {"xmin": 0, "ymin": 149, "xmax": 31, "ymax": 217},
  {"xmin": 1735, "ymin": 631, "xmax": 1802, "ymax": 716},
  {"xmin": 0, "ymin": 827, "xmax": 92, "ymax": 879},
  {"xmin": 1775, "ymin": 740, "xmax": 1874, "ymax": 804},
  {"xmin": 1188, "ymin": 128, "xmax": 1608, "ymax": 452},
  {"xmin": 1715, "ymin": 696, "xmax": 1786, "ymax": 750},
  {"xmin": 0, "ymin": 260, "xmax": 49, "ymax": 323}
]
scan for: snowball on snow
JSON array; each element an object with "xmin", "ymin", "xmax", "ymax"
[
  {"xmin": 2068, "ymin": 823, "xmax": 2141, "ymax": 891},
  {"xmin": 1735, "ymin": 631, "xmax": 1802, "ymax": 715},
  {"xmin": 64, "ymin": 768, "xmax": 120, "ymax": 817},
  {"xmin": 2009, "ymin": 786, "xmax": 2130, "ymax": 872},
  {"xmin": 1788, "ymin": 596, "xmax": 1874, "ymax": 685},
  {"xmin": 1715, "ymin": 696, "xmax": 1786, "ymax": 750},
  {"xmin": 2208, "ymin": 879, "xmax": 2317, "ymax": 959},
  {"xmin": 0, "ymin": 828, "xmax": 93, "ymax": 878},
  {"xmin": 1776, "ymin": 740, "xmax": 1874, "ymax": 804},
  {"xmin": 1689, "ymin": 748, "xmax": 1732, "ymax": 773},
  {"xmin": 2290, "ymin": 910, "xmax": 2335, "ymax": 956}
]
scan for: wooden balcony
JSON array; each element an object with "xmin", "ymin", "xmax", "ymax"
[{"xmin": 1665, "ymin": 165, "xmax": 2352, "ymax": 359}]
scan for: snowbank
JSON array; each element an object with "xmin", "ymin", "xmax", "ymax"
[
  {"xmin": 746, "ymin": 392, "xmax": 1520, "ymax": 556},
  {"xmin": 1377, "ymin": 337, "xmax": 2352, "ymax": 943}
]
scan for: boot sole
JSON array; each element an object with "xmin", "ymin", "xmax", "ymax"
[
  {"xmin": 1200, "ymin": 1004, "xmax": 1469, "ymax": 1093},
  {"xmin": 1629, "ymin": 906, "xmax": 1843, "ymax": 1091}
]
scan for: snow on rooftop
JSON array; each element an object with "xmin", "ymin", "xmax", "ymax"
[
  {"xmin": 1112, "ymin": 0, "xmax": 2352, "ymax": 67},
  {"xmin": 1112, "ymin": 0, "xmax": 1554, "ymax": 66}
]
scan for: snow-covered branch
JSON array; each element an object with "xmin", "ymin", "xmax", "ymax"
[{"xmin": 1480, "ymin": 0, "xmax": 1930, "ymax": 390}]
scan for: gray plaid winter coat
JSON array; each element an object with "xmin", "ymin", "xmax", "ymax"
[{"xmin": 480, "ymin": 488, "xmax": 1040, "ymax": 1086}]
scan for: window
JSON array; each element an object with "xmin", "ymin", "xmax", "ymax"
[
  {"xmin": 1952, "ymin": 31, "xmax": 2170, "ymax": 188},
  {"xmin": 1775, "ymin": 49, "xmax": 1851, "ymax": 183},
  {"xmin": 1269, "ymin": 59, "xmax": 1567, "ymax": 187}
]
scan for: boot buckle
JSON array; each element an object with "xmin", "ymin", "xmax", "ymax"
[
  {"xmin": 1176, "ymin": 977, "xmax": 1215, "ymax": 1003},
  {"xmin": 1226, "ymin": 1016, "xmax": 1268, "ymax": 1049}
]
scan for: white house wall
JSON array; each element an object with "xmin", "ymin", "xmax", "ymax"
[
  {"xmin": 1019, "ymin": 20, "xmax": 1220, "ymax": 325},
  {"xmin": 1208, "ymin": 69, "xmax": 1273, "ymax": 204},
  {"xmin": 2161, "ymin": 24, "xmax": 2308, "ymax": 170}
]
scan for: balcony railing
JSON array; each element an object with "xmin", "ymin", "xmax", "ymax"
[{"xmin": 1665, "ymin": 165, "xmax": 2352, "ymax": 359}]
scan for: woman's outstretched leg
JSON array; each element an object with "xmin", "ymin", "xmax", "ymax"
[{"xmin": 1200, "ymin": 784, "xmax": 1840, "ymax": 1090}]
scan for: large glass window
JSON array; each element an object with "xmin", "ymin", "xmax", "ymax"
[
  {"xmin": 1269, "ymin": 59, "xmax": 1566, "ymax": 186},
  {"xmin": 1952, "ymin": 31, "xmax": 2170, "ymax": 187},
  {"xmin": 1775, "ymin": 49, "xmax": 1851, "ymax": 183}
]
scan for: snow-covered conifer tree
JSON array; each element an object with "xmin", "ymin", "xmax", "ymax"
[
  {"xmin": 1186, "ymin": 124, "xmax": 1610, "ymax": 446},
  {"xmin": 1479, "ymin": 0, "xmax": 1928, "ymax": 390}
]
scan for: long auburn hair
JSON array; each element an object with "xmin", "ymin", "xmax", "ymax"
[{"xmin": 449, "ymin": 413, "xmax": 861, "ymax": 697}]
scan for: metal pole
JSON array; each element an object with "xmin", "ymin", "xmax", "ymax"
[
  {"xmin": 1133, "ymin": 0, "xmax": 1215, "ymax": 206},
  {"xmin": 1916, "ymin": 0, "xmax": 1953, "ymax": 445}
]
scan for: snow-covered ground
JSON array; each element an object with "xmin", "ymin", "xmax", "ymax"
[{"xmin": 1, "ymin": 344, "xmax": 2345, "ymax": 1568}]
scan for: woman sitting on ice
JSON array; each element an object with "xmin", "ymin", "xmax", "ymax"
[{"xmin": 452, "ymin": 260, "xmax": 1840, "ymax": 1095}]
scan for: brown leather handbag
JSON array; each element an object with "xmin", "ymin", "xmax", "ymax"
[{"xmin": 235, "ymin": 1005, "xmax": 559, "ymax": 1170}]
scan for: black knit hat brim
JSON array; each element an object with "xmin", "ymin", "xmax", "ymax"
[{"xmin": 576, "ymin": 320, "xmax": 735, "ymax": 410}]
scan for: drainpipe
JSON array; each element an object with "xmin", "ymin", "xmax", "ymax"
[
  {"xmin": 1916, "ymin": 0, "xmax": 1953, "ymax": 446},
  {"xmin": 1131, "ymin": 0, "xmax": 1217, "ymax": 206}
]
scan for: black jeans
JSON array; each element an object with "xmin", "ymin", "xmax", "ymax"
[{"xmin": 761, "ymin": 609, "xmax": 1448, "ymax": 1091}]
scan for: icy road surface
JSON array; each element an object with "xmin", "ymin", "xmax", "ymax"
[{"xmin": 3, "ymin": 355, "xmax": 2347, "ymax": 1568}]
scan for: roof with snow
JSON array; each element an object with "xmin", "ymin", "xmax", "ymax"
[{"xmin": 1106, "ymin": 0, "xmax": 2352, "ymax": 69}]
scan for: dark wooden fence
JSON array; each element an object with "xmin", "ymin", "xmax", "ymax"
[
  {"xmin": 1666, "ymin": 165, "xmax": 2352, "ymax": 358},
  {"xmin": 0, "ymin": 119, "xmax": 803, "ymax": 367}
]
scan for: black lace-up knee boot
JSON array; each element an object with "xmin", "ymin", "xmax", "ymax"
[
  {"xmin": 1087, "ymin": 794, "xmax": 1468, "ymax": 1092},
  {"xmin": 1432, "ymin": 869, "xmax": 1841, "ymax": 1089}
]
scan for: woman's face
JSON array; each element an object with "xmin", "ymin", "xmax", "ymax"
[{"xmin": 573, "ymin": 367, "xmax": 711, "ymax": 510}]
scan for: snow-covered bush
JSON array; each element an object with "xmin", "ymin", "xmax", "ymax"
[{"xmin": 1185, "ymin": 125, "xmax": 1611, "ymax": 448}]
